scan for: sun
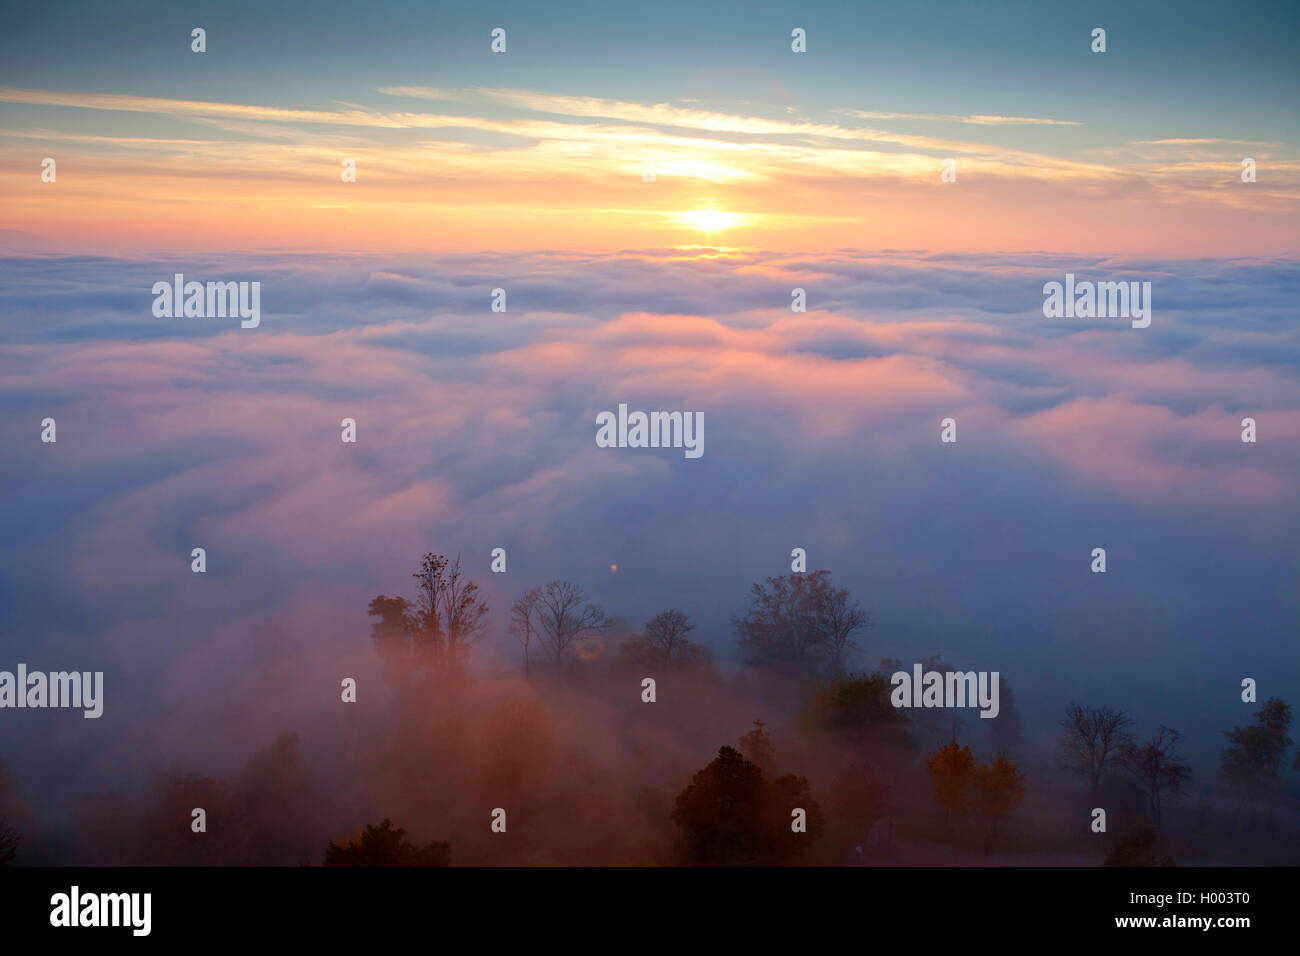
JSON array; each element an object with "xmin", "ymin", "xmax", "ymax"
[{"xmin": 678, "ymin": 208, "xmax": 746, "ymax": 233}]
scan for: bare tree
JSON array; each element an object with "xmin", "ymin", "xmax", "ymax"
[
  {"xmin": 1120, "ymin": 727, "xmax": 1191, "ymax": 827},
  {"xmin": 438, "ymin": 555, "xmax": 489, "ymax": 656},
  {"xmin": 368, "ymin": 553, "xmax": 488, "ymax": 688},
  {"xmin": 411, "ymin": 553, "xmax": 488, "ymax": 668},
  {"xmin": 819, "ymin": 581, "xmax": 870, "ymax": 679},
  {"xmin": 510, "ymin": 587, "xmax": 541, "ymax": 676},
  {"xmin": 522, "ymin": 580, "xmax": 611, "ymax": 669},
  {"xmin": 1058, "ymin": 704, "xmax": 1135, "ymax": 805}
]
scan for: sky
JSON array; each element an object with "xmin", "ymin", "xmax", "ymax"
[
  {"xmin": 1, "ymin": 0, "xmax": 1297, "ymax": 254},
  {"xmin": 0, "ymin": 1, "xmax": 1298, "ymax": 821}
]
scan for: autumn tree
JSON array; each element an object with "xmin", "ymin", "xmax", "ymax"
[
  {"xmin": 1120, "ymin": 727, "xmax": 1191, "ymax": 827},
  {"xmin": 512, "ymin": 580, "xmax": 611, "ymax": 670},
  {"xmin": 672, "ymin": 746, "xmax": 824, "ymax": 865},
  {"xmin": 621, "ymin": 610, "xmax": 714, "ymax": 674},
  {"xmin": 323, "ymin": 819, "xmax": 450, "ymax": 867},
  {"xmin": 973, "ymin": 755, "xmax": 1026, "ymax": 840},
  {"xmin": 1220, "ymin": 698, "xmax": 1293, "ymax": 796},
  {"xmin": 733, "ymin": 570, "xmax": 870, "ymax": 679},
  {"xmin": 924, "ymin": 738, "xmax": 977, "ymax": 830},
  {"xmin": 1058, "ymin": 703, "xmax": 1135, "ymax": 804}
]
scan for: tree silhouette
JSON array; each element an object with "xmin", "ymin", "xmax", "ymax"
[
  {"xmin": 1220, "ymin": 698, "xmax": 1293, "ymax": 796},
  {"xmin": 412, "ymin": 553, "xmax": 489, "ymax": 668},
  {"xmin": 829, "ymin": 760, "xmax": 892, "ymax": 853},
  {"xmin": 141, "ymin": 773, "xmax": 238, "ymax": 865},
  {"xmin": 799, "ymin": 670, "xmax": 908, "ymax": 751},
  {"xmin": 510, "ymin": 587, "xmax": 541, "ymax": 676},
  {"xmin": 621, "ymin": 610, "xmax": 714, "ymax": 674},
  {"xmin": 732, "ymin": 570, "xmax": 869, "ymax": 678},
  {"xmin": 1103, "ymin": 823, "xmax": 1175, "ymax": 867},
  {"xmin": 1120, "ymin": 727, "xmax": 1191, "ymax": 827},
  {"xmin": 367, "ymin": 594, "xmax": 418, "ymax": 690},
  {"xmin": 738, "ymin": 720, "xmax": 775, "ymax": 774},
  {"xmin": 987, "ymin": 679, "xmax": 1023, "ymax": 757},
  {"xmin": 0, "ymin": 761, "xmax": 19, "ymax": 866},
  {"xmin": 672, "ymin": 746, "xmax": 824, "ymax": 865},
  {"xmin": 323, "ymin": 818, "xmax": 450, "ymax": 867},
  {"xmin": 973, "ymin": 755, "xmax": 1026, "ymax": 839},
  {"xmin": 513, "ymin": 580, "xmax": 611, "ymax": 670},
  {"xmin": 369, "ymin": 553, "xmax": 489, "ymax": 686},
  {"xmin": 1058, "ymin": 703, "xmax": 1135, "ymax": 805},
  {"xmin": 369, "ymin": 556, "xmax": 488, "ymax": 691},
  {"xmin": 0, "ymin": 819, "xmax": 16, "ymax": 866},
  {"xmin": 924, "ymin": 738, "xmax": 976, "ymax": 830}
]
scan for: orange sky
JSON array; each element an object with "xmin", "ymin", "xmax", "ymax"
[{"xmin": 2, "ymin": 85, "xmax": 1298, "ymax": 255}]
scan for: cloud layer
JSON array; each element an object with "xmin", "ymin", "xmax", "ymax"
[{"xmin": 1, "ymin": 248, "xmax": 1297, "ymax": 812}]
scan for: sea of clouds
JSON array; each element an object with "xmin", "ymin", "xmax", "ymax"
[{"xmin": 1, "ymin": 248, "xmax": 1297, "ymax": 811}]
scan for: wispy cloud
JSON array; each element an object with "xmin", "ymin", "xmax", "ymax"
[
  {"xmin": 836, "ymin": 108, "xmax": 1082, "ymax": 126},
  {"xmin": 2, "ymin": 86, "xmax": 1297, "ymax": 255},
  {"xmin": 1130, "ymin": 138, "xmax": 1281, "ymax": 147}
]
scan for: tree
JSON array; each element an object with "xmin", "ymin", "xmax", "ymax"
[
  {"xmin": 142, "ymin": 774, "xmax": 240, "ymax": 865},
  {"xmin": 0, "ymin": 819, "xmax": 16, "ymax": 866},
  {"xmin": 323, "ymin": 819, "xmax": 450, "ymax": 867},
  {"xmin": 368, "ymin": 553, "xmax": 489, "ymax": 685},
  {"xmin": 412, "ymin": 553, "xmax": 489, "ymax": 668},
  {"xmin": 621, "ymin": 610, "xmax": 714, "ymax": 673},
  {"xmin": 671, "ymin": 746, "xmax": 824, "ymax": 865},
  {"xmin": 799, "ymin": 670, "xmax": 909, "ymax": 750},
  {"xmin": 973, "ymin": 755, "xmax": 1026, "ymax": 838},
  {"xmin": 1103, "ymin": 823, "xmax": 1175, "ymax": 867},
  {"xmin": 510, "ymin": 587, "xmax": 541, "ymax": 676},
  {"xmin": 738, "ymin": 720, "xmax": 775, "ymax": 774},
  {"xmin": 732, "ymin": 570, "xmax": 869, "ymax": 679},
  {"xmin": 828, "ymin": 760, "xmax": 892, "ymax": 853},
  {"xmin": 367, "ymin": 594, "xmax": 418, "ymax": 689},
  {"xmin": 1058, "ymin": 704, "xmax": 1135, "ymax": 804},
  {"xmin": 987, "ymin": 679, "xmax": 1022, "ymax": 757},
  {"xmin": 1220, "ymin": 698, "xmax": 1293, "ymax": 796},
  {"xmin": 819, "ymin": 578, "xmax": 871, "ymax": 679},
  {"xmin": 515, "ymin": 580, "xmax": 611, "ymax": 670},
  {"xmin": 233, "ymin": 732, "xmax": 316, "ymax": 865},
  {"xmin": 1120, "ymin": 727, "xmax": 1191, "ymax": 827},
  {"xmin": 924, "ymin": 738, "xmax": 976, "ymax": 829},
  {"xmin": 0, "ymin": 762, "xmax": 20, "ymax": 866}
]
